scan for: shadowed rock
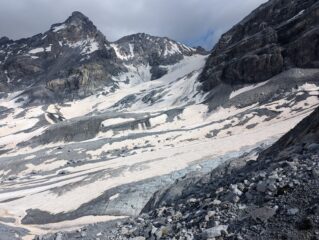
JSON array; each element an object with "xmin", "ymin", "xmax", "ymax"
[{"xmin": 199, "ymin": 0, "xmax": 319, "ymax": 91}]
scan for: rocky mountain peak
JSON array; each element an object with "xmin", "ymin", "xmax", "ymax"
[
  {"xmin": 49, "ymin": 11, "xmax": 100, "ymax": 42},
  {"xmin": 110, "ymin": 32, "xmax": 204, "ymax": 80},
  {"xmin": 68, "ymin": 11, "xmax": 90, "ymax": 22},
  {"xmin": 113, "ymin": 32, "xmax": 201, "ymax": 64},
  {"xmin": 64, "ymin": 11, "xmax": 95, "ymax": 29},
  {"xmin": 0, "ymin": 36, "xmax": 12, "ymax": 45}
]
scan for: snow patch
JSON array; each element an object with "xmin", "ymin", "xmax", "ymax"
[
  {"xmin": 4, "ymin": 70, "xmax": 11, "ymax": 83},
  {"xmin": 110, "ymin": 43, "xmax": 135, "ymax": 60},
  {"xmin": 28, "ymin": 45, "xmax": 51, "ymax": 54},
  {"xmin": 109, "ymin": 193, "xmax": 120, "ymax": 201},
  {"xmin": 101, "ymin": 118, "xmax": 135, "ymax": 127},
  {"xmin": 81, "ymin": 39, "xmax": 99, "ymax": 54},
  {"xmin": 287, "ymin": 10, "xmax": 305, "ymax": 23},
  {"xmin": 230, "ymin": 81, "xmax": 269, "ymax": 99},
  {"xmin": 52, "ymin": 24, "xmax": 67, "ymax": 32},
  {"xmin": 45, "ymin": 45, "xmax": 52, "ymax": 52},
  {"xmin": 29, "ymin": 48, "xmax": 44, "ymax": 54}
]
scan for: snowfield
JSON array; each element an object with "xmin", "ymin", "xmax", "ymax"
[{"xmin": 0, "ymin": 53, "xmax": 319, "ymax": 238}]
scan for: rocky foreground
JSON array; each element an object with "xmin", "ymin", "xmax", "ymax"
[{"xmin": 38, "ymin": 108, "xmax": 319, "ymax": 239}]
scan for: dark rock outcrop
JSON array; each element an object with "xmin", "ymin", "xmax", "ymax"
[
  {"xmin": 199, "ymin": 0, "xmax": 319, "ymax": 91},
  {"xmin": 0, "ymin": 11, "xmax": 120, "ymax": 101}
]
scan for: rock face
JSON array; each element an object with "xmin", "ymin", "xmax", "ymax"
[
  {"xmin": 112, "ymin": 33, "xmax": 203, "ymax": 80},
  {"xmin": 199, "ymin": 0, "xmax": 319, "ymax": 91},
  {"xmin": 0, "ymin": 11, "xmax": 119, "ymax": 102},
  {"xmin": 0, "ymin": 12, "xmax": 204, "ymax": 104}
]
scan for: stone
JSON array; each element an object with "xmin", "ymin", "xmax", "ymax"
[
  {"xmin": 154, "ymin": 226, "xmax": 169, "ymax": 239},
  {"xmin": 212, "ymin": 199, "xmax": 222, "ymax": 205},
  {"xmin": 7, "ymin": 175, "xmax": 17, "ymax": 181},
  {"xmin": 245, "ymin": 192, "xmax": 253, "ymax": 201},
  {"xmin": 249, "ymin": 206, "xmax": 277, "ymax": 222},
  {"xmin": 207, "ymin": 211, "xmax": 216, "ymax": 218},
  {"xmin": 297, "ymin": 218, "xmax": 314, "ymax": 230},
  {"xmin": 202, "ymin": 225, "xmax": 228, "ymax": 239},
  {"xmin": 230, "ymin": 184, "xmax": 243, "ymax": 196},
  {"xmin": 307, "ymin": 143, "xmax": 319, "ymax": 152},
  {"xmin": 244, "ymin": 180, "xmax": 250, "ymax": 186},
  {"xmin": 151, "ymin": 225, "xmax": 158, "ymax": 235},
  {"xmin": 269, "ymin": 173, "xmax": 280, "ymax": 181},
  {"xmin": 267, "ymin": 183, "xmax": 277, "ymax": 192},
  {"xmin": 287, "ymin": 208, "xmax": 299, "ymax": 216},
  {"xmin": 55, "ymin": 233, "xmax": 63, "ymax": 240},
  {"xmin": 256, "ymin": 182, "xmax": 267, "ymax": 193},
  {"xmin": 187, "ymin": 198, "xmax": 198, "ymax": 203},
  {"xmin": 312, "ymin": 168, "xmax": 319, "ymax": 179}
]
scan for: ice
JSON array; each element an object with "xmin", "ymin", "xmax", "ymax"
[{"xmin": 29, "ymin": 47, "xmax": 44, "ymax": 54}]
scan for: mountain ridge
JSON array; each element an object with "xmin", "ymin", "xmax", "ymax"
[{"xmin": 0, "ymin": 11, "xmax": 206, "ymax": 104}]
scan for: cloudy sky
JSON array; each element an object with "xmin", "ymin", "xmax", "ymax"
[{"xmin": 0, "ymin": 0, "xmax": 267, "ymax": 50}]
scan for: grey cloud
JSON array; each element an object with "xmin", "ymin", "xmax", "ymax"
[{"xmin": 0, "ymin": 0, "xmax": 267, "ymax": 49}]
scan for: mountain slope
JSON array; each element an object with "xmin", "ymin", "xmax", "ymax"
[
  {"xmin": 36, "ymin": 108, "xmax": 319, "ymax": 240},
  {"xmin": 0, "ymin": 12, "xmax": 204, "ymax": 104},
  {"xmin": 199, "ymin": 0, "xmax": 319, "ymax": 91}
]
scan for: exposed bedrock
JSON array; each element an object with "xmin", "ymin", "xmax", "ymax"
[{"xmin": 199, "ymin": 0, "xmax": 319, "ymax": 91}]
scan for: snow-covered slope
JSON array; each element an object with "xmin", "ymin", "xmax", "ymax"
[{"xmin": 0, "ymin": 53, "xmax": 319, "ymax": 239}]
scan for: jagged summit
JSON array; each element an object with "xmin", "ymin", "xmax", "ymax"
[
  {"xmin": 64, "ymin": 11, "xmax": 96, "ymax": 30},
  {"xmin": 68, "ymin": 11, "xmax": 90, "ymax": 21},
  {"xmin": 51, "ymin": 11, "xmax": 93, "ymax": 27},
  {"xmin": 49, "ymin": 11, "xmax": 100, "ymax": 42}
]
